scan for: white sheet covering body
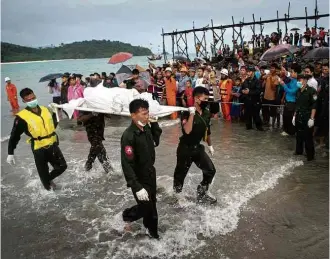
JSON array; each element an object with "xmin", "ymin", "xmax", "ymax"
[{"xmin": 55, "ymin": 83, "xmax": 187, "ymax": 118}]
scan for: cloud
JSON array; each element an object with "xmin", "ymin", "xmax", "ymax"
[{"xmin": 1, "ymin": 0, "xmax": 329, "ymax": 51}]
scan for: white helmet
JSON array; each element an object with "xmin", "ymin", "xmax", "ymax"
[
  {"xmin": 5, "ymin": 77, "xmax": 11, "ymax": 82},
  {"xmin": 220, "ymin": 68, "xmax": 229, "ymax": 76},
  {"xmin": 165, "ymin": 67, "xmax": 172, "ymax": 72}
]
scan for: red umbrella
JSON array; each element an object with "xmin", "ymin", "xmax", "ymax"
[{"xmin": 108, "ymin": 52, "xmax": 133, "ymax": 64}]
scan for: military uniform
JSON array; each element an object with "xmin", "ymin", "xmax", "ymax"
[
  {"xmin": 121, "ymin": 121, "xmax": 162, "ymax": 238},
  {"xmin": 81, "ymin": 112, "xmax": 111, "ymax": 173},
  {"xmin": 295, "ymin": 87, "xmax": 317, "ymax": 160},
  {"xmin": 240, "ymin": 75, "xmax": 263, "ymax": 130},
  {"xmin": 173, "ymin": 109, "xmax": 216, "ymax": 203},
  {"xmin": 8, "ymin": 106, "xmax": 67, "ymax": 190}
]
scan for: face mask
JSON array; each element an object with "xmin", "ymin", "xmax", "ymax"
[
  {"xmin": 137, "ymin": 120, "xmax": 146, "ymax": 127},
  {"xmin": 26, "ymin": 99, "xmax": 38, "ymax": 108},
  {"xmin": 199, "ymin": 100, "xmax": 209, "ymax": 110},
  {"xmin": 297, "ymin": 82, "xmax": 303, "ymax": 89}
]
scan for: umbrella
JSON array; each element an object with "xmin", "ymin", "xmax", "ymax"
[
  {"xmin": 260, "ymin": 44, "xmax": 299, "ymax": 61},
  {"xmin": 116, "ymin": 65, "xmax": 151, "ymax": 88},
  {"xmin": 108, "ymin": 52, "xmax": 133, "ymax": 64},
  {"xmin": 173, "ymin": 55, "xmax": 190, "ymax": 62},
  {"xmin": 116, "ymin": 65, "xmax": 132, "ymax": 74},
  {"xmin": 194, "ymin": 57, "xmax": 206, "ymax": 63},
  {"xmin": 39, "ymin": 73, "xmax": 64, "ymax": 83},
  {"xmin": 302, "ymin": 47, "xmax": 329, "ymax": 60},
  {"xmin": 290, "ymin": 28, "xmax": 300, "ymax": 31}
]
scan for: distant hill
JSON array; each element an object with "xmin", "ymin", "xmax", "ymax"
[{"xmin": 1, "ymin": 40, "xmax": 153, "ymax": 63}]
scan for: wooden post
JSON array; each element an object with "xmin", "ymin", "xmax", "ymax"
[
  {"xmin": 162, "ymin": 28, "xmax": 167, "ymax": 63},
  {"xmin": 305, "ymin": 7, "xmax": 308, "ymax": 30},
  {"xmin": 315, "ymin": 0, "xmax": 318, "ymax": 29}
]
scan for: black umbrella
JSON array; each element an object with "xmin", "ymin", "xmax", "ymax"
[
  {"xmin": 290, "ymin": 28, "xmax": 300, "ymax": 31},
  {"xmin": 116, "ymin": 65, "xmax": 133, "ymax": 75},
  {"xmin": 39, "ymin": 73, "xmax": 64, "ymax": 83},
  {"xmin": 173, "ymin": 55, "xmax": 190, "ymax": 62},
  {"xmin": 302, "ymin": 47, "xmax": 329, "ymax": 60}
]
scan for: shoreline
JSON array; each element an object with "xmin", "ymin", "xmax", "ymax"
[{"xmin": 208, "ymin": 156, "xmax": 329, "ymax": 259}]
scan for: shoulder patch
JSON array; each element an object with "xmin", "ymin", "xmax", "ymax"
[{"xmin": 124, "ymin": 146, "xmax": 133, "ymax": 157}]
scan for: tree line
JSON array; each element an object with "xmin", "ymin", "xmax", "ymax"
[{"xmin": 1, "ymin": 40, "xmax": 153, "ymax": 62}]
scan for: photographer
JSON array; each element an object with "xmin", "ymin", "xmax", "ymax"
[{"xmin": 48, "ymin": 79, "xmax": 61, "ymax": 104}]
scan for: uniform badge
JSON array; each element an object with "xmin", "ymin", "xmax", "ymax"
[
  {"xmin": 124, "ymin": 146, "xmax": 133, "ymax": 157},
  {"xmin": 313, "ymin": 95, "xmax": 317, "ymax": 100}
]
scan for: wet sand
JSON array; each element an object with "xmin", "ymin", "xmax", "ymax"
[{"xmin": 202, "ymin": 156, "xmax": 329, "ymax": 259}]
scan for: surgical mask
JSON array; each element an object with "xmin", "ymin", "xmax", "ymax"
[
  {"xmin": 26, "ymin": 99, "xmax": 38, "ymax": 108},
  {"xmin": 137, "ymin": 120, "xmax": 146, "ymax": 127},
  {"xmin": 297, "ymin": 82, "xmax": 303, "ymax": 89},
  {"xmin": 199, "ymin": 100, "xmax": 209, "ymax": 110}
]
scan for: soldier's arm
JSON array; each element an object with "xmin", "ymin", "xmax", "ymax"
[
  {"xmin": 8, "ymin": 116, "xmax": 27, "ymax": 155},
  {"xmin": 120, "ymin": 133, "xmax": 143, "ymax": 193},
  {"xmin": 150, "ymin": 122, "xmax": 162, "ymax": 147},
  {"xmin": 182, "ymin": 111, "xmax": 194, "ymax": 134},
  {"xmin": 310, "ymin": 89, "xmax": 317, "ymax": 119},
  {"xmin": 206, "ymin": 112, "xmax": 212, "ymax": 145}
]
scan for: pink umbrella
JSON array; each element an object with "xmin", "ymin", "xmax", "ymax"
[{"xmin": 108, "ymin": 52, "xmax": 133, "ymax": 64}]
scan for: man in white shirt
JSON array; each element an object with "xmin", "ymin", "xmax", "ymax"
[
  {"xmin": 304, "ymin": 65, "xmax": 318, "ymax": 91},
  {"xmin": 195, "ymin": 67, "xmax": 208, "ymax": 88}
]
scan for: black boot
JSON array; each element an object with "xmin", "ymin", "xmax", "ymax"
[
  {"xmin": 84, "ymin": 160, "xmax": 93, "ymax": 171},
  {"xmin": 196, "ymin": 184, "xmax": 217, "ymax": 205},
  {"xmin": 102, "ymin": 161, "xmax": 113, "ymax": 174}
]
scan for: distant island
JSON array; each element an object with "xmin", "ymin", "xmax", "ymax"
[{"xmin": 1, "ymin": 40, "xmax": 153, "ymax": 63}]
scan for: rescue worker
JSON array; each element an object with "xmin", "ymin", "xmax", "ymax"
[
  {"xmin": 219, "ymin": 68, "xmax": 233, "ymax": 121},
  {"xmin": 240, "ymin": 66, "xmax": 264, "ymax": 131},
  {"xmin": 292, "ymin": 75, "xmax": 317, "ymax": 161},
  {"xmin": 164, "ymin": 67, "xmax": 178, "ymax": 119},
  {"xmin": 121, "ymin": 99, "xmax": 162, "ymax": 239},
  {"xmin": 6, "ymin": 88, "xmax": 67, "ymax": 190},
  {"xmin": 5, "ymin": 77, "xmax": 19, "ymax": 111},
  {"xmin": 173, "ymin": 86, "xmax": 217, "ymax": 205},
  {"xmin": 78, "ymin": 79, "xmax": 112, "ymax": 173}
]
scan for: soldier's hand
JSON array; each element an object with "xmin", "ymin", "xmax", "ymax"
[
  {"xmin": 208, "ymin": 146, "xmax": 215, "ymax": 156},
  {"xmin": 149, "ymin": 116, "xmax": 158, "ymax": 123},
  {"xmin": 188, "ymin": 107, "xmax": 196, "ymax": 115},
  {"xmin": 136, "ymin": 188, "xmax": 149, "ymax": 201},
  {"xmin": 7, "ymin": 155, "xmax": 15, "ymax": 165},
  {"xmin": 292, "ymin": 116, "xmax": 296, "ymax": 126},
  {"xmin": 307, "ymin": 119, "xmax": 314, "ymax": 128}
]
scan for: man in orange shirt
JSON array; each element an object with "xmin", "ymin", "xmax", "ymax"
[
  {"xmin": 164, "ymin": 67, "xmax": 178, "ymax": 119},
  {"xmin": 5, "ymin": 77, "xmax": 19, "ymax": 111},
  {"xmin": 219, "ymin": 69, "xmax": 233, "ymax": 121}
]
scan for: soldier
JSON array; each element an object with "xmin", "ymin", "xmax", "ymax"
[
  {"xmin": 292, "ymin": 75, "xmax": 317, "ymax": 161},
  {"xmin": 173, "ymin": 86, "xmax": 217, "ymax": 205},
  {"xmin": 240, "ymin": 66, "xmax": 264, "ymax": 131},
  {"xmin": 78, "ymin": 79, "xmax": 112, "ymax": 173},
  {"xmin": 121, "ymin": 99, "xmax": 162, "ymax": 238}
]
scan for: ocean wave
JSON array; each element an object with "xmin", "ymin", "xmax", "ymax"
[{"xmin": 1, "ymin": 136, "xmax": 10, "ymax": 142}]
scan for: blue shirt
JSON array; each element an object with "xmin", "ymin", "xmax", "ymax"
[
  {"xmin": 255, "ymin": 71, "xmax": 261, "ymax": 80},
  {"xmin": 283, "ymin": 78, "xmax": 298, "ymax": 103},
  {"xmin": 178, "ymin": 75, "xmax": 190, "ymax": 93},
  {"xmin": 190, "ymin": 76, "xmax": 197, "ymax": 88}
]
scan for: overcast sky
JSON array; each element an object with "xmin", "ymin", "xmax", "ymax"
[{"xmin": 1, "ymin": 0, "xmax": 329, "ymax": 52}]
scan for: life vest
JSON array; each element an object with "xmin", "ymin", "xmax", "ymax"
[{"xmin": 17, "ymin": 106, "xmax": 57, "ymax": 150}]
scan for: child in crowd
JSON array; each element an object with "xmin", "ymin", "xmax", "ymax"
[
  {"xmin": 182, "ymin": 80, "xmax": 194, "ymax": 107},
  {"xmin": 231, "ymin": 78, "xmax": 242, "ymax": 121}
]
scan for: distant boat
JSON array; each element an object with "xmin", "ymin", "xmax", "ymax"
[{"xmin": 147, "ymin": 54, "xmax": 162, "ymax": 61}]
